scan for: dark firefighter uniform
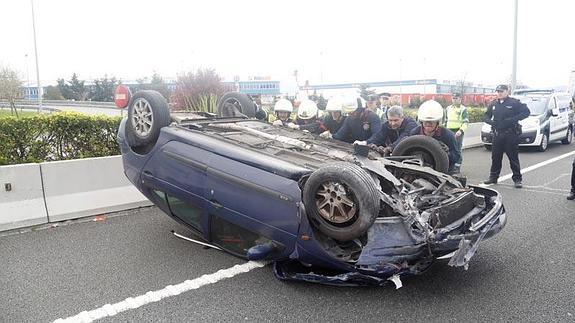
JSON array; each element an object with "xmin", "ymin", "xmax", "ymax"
[
  {"xmin": 320, "ymin": 114, "xmax": 347, "ymax": 135},
  {"xmin": 409, "ymin": 125, "xmax": 461, "ymax": 173},
  {"xmin": 332, "ymin": 108, "xmax": 382, "ymax": 143},
  {"xmin": 484, "ymin": 96, "xmax": 530, "ymax": 183},
  {"xmin": 294, "ymin": 118, "xmax": 322, "ymax": 134}
]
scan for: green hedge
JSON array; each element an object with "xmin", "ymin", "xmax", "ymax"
[{"xmin": 0, "ymin": 112, "xmax": 121, "ymax": 166}]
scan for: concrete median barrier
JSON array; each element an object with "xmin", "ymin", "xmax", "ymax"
[
  {"xmin": 0, "ymin": 164, "xmax": 49, "ymax": 231},
  {"xmin": 40, "ymin": 156, "xmax": 151, "ymax": 222}
]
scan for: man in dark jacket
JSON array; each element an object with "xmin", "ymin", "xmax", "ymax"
[
  {"xmin": 366, "ymin": 105, "xmax": 418, "ymax": 155},
  {"xmin": 483, "ymin": 84, "xmax": 530, "ymax": 188},
  {"xmin": 333, "ymin": 97, "xmax": 382, "ymax": 144},
  {"xmin": 409, "ymin": 100, "xmax": 461, "ymax": 174}
]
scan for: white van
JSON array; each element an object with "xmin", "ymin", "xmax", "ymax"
[{"xmin": 481, "ymin": 91, "xmax": 574, "ymax": 152}]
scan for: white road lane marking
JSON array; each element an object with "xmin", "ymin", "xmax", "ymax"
[
  {"xmin": 53, "ymin": 261, "xmax": 268, "ymax": 323},
  {"xmin": 480, "ymin": 150, "xmax": 575, "ymax": 187}
]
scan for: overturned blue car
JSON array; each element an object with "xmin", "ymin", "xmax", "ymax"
[{"xmin": 117, "ymin": 89, "xmax": 506, "ymax": 287}]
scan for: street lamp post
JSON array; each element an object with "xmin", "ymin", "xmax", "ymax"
[
  {"xmin": 25, "ymin": 54, "xmax": 30, "ymax": 100},
  {"xmin": 30, "ymin": 0, "xmax": 42, "ymax": 112}
]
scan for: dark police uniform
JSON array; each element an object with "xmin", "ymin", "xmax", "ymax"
[
  {"xmin": 484, "ymin": 96, "xmax": 529, "ymax": 183},
  {"xmin": 333, "ymin": 108, "xmax": 382, "ymax": 143}
]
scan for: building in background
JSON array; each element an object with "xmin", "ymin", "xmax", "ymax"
[{"xmin": 300, "ymin": 79, "xmax": 496, "ymax": 106}]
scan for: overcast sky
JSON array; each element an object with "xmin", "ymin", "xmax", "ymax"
[{"xmin": 1, "ymin": 0, "xmax": 574, "ymax": 89}]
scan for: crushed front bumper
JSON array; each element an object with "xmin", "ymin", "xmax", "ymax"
[{"xmin": 274, "ymin": 186, "xmax": 506, "ymax": 287}]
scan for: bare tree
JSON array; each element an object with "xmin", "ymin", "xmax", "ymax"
[{"xmin": 0, "ymin": 66, "xmax": 23, "ymax": 116}]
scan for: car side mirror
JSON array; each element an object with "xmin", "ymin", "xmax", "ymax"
[{"xmin": 551, "ymin": 108, "xmax": 560, "ymax": 117}]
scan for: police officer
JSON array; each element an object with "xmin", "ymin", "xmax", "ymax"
[
  {"xmin": 483, "ymin": 84, "xmax": 529, "ymax": 188},
  {"xmin": 365, "ymin": 94, "xmax": 386, "ymax": 120},
  {"xmin": 568, "ymin": 159, "xmax": 575, "ymax": 200},
  {"xmin": 378, "ymin": 92, "xmax": 392, "ymax": 122},
  {"xmin": 333, "ymin": 96, "xmax": 382, "ymax": 144},
  {"xmin": 367, "ymin": 105, "xmax": 418, "ymax": 156}
]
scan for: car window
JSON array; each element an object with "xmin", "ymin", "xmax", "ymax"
[
  {"xmin": 556, "ymin": 95, "xmax": 571, "ymax": 112},
  {"xmin": 548, "ymin": 97, "xmax": 556, "ymax": 110},
  {"xmin": 210, "ymin": 214, "xmax": 273, "ymax": 257},
  {"xmin": 166, "ymin": 194, "xmax": 203, "ymax": 233},
  {"xmin": 519, "ymin": 96, "xmax": 549, "ymax": 116}
]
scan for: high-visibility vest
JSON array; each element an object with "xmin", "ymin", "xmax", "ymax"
[{"xmin": 445, "ymin": 104, "xmax": 469, "ymax": 132}]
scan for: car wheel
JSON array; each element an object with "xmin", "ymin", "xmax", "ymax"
[
  {"xmin": 392, "ymin": 135, "xmax": 450, "ymax": 173},
  {"xmin": 217, "ymin": 92, "xmax": 256, "ymax": 118},
  {"xmin": 126, "ymin": 90, "xmax": 171, "ymax": 149},
  {"xmin": 561, "ymin": 127, "xmax": 572, "ymax": 145},
  {"xmin": 303, "ymin": 163, "xmax": 380, "ymax": 241},
  {"xmin": 484, "ymin": 144, "xmax": 492, "ymax": 151},
  {"xmin": 537, "ymin": 132, "xmax": 549, "ymax": 152}
]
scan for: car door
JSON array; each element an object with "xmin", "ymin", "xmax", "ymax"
[
  {"xmin": 203, "ymin": 147, "xmax": 302, "ymax": 259},
  {"xmin": 547, "ymin": 96, "xmax": 562, "ymax": 141},
  {"xmin": 140, "ymin": 140, "xmax": 211, "ymax": 236}
]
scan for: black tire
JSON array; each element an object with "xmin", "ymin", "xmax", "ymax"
[
  {"xmin": 484, "ymin": 144, "xmax": 492, "ymax": 151},
  {"xmin": 217, "ymin": 92, "xmax": 256, "ymax": 118},
  {"xmin": 537, "ymin": 132, "xmax": 549, "ymax": 152},
  {"xmin": 561, "ymin": 126, "xmax": 572, "ymax": 145},
  {"xmin": 303, "ymin": 163, "xmax": 380, "ymax": 241},
  {"xmin": 392, "ymin": 135, "xmax": 450, "ymax": 173},
  {"xmin": 126, "ymin": 90, "xmax": 171, "ymax": 149}
]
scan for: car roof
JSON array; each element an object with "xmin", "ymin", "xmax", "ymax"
[{"xmin": 513, "ymin": 89, "xmax": 554, "ymax": 95}]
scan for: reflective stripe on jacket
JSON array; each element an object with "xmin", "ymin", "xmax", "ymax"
[{"xmin": 445, "ymin": 104, "xmax": 469, "ymax": 132}]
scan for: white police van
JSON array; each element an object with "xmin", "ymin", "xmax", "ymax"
[{"xmin": 481, "ymin": 90, "xmax": 574, "ymax": 152}]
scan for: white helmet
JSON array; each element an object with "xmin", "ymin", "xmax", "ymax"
[
  {"xmin": 418, "ymin": 100, "xmax": 443, "ymax": 122},
  {"xmin": 274, "ymin": 99, "xmax": 293, "ymax": 113},
  {"xmin": 325, "ymin": 97, "xmax": 343, "ymax": 112},
  {"xmin": 341, "ymin": 96, "xmax": 362, "ymax": 114},
  {"xmin": 297, "ymin": 99, "xmax": 318, "ymax": 120}
]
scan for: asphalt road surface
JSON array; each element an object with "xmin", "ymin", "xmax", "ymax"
[{"xmin": 2, "ymin": 143, "xmax": 575, "ymax": 322}]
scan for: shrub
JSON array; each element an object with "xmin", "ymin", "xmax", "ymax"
[{"xmin": 0, "ymin": 112, "xmax": 121, "ymax": 165}]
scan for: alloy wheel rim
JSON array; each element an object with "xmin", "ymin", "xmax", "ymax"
[
  {"xmin": 315, "ymin": 181, "xmax": 357, "ymax": 223},
  {"xmin": 131, "ymin": 98, "xmax": 153, "ymax": 137}
]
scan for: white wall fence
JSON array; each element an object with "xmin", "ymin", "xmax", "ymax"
[{"xmin": 0, "ymin": 156, "xmax": 151, "ymax": 232}]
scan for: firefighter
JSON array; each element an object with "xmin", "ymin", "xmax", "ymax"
[
  {"xmin": 270, "ymin": 99, "xmax": 294, "ymax": 126},
  {"xmin": 333, "ymin": 96, "xmax": 382, "ymax": 144},
  {"xmin": 444, "ymin": 93, "xmax": 469, "ymax": 166},
  {"xmin": 319, "ymin": 97, "xmax": 347, "ymax": 138},
  {"xmin": 366, "ymin": 105, "xmax": 418, "ymax": 156},
  {"xmin": 287, "ymin": 99, "xmax": 322, "ymax": 133},
  {"xmin": 409, "ymin": 100, "xmax": 461, "ymax": 174},
  {"xmin": 483, "ymin": 84, "xmax": 529, "ymax": 188}
]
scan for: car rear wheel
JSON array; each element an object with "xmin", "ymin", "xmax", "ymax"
[
  {"xmin": 126, "ymin": 90, "xmax": 171, "ymax": 150},
  {"xmin": 303, "ymin": 163, "xmax": 380, "ymax": 241},
  {"xmin": 392, "ymin": 135, "xmax": 450, "ymax": 173},
  {"xmin": 217, "ymin": 92, "xmax": 256, "ymax": 118},
  {"xmin": 537, "ymin": 132, "xmax": 549, "ymax": 152},
  {"xmin": 561, "ymin": 127, "xmax": 572, "ymax": 145}
]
